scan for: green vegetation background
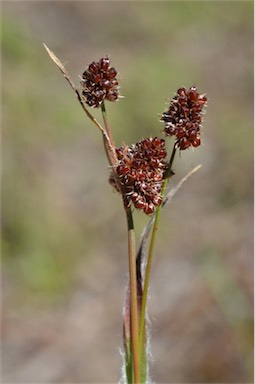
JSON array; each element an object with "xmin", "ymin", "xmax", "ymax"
[{"xmin": 2, "ymin": 1, "xmax": 253, "ymax": 383}]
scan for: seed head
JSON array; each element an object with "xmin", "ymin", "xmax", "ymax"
[
  {"xmin": 81, "ymin": 57, "xmax": 120, "ymax": 108},
  {"xmin": 110, "ymin": 137, "xmax": 168, "ymax": 215},
  {"xmin": 161, "ymin": 86, "xmax": 207, "ymax": 150}
]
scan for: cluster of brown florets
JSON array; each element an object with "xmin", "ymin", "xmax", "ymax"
[
  {"xmin": 161, "ymin": 86, "xmax": 207, "ymax": 150},
  {"xmin": 81, "ymin": 57, "xmax": 119, "ymax": 108},
  {"xmin": 80, "ymin": 57, "xmax": 207, "ymax": 213},
  {"xmin": 111, "ymin": 137, "xmax": 167, "ymax": 215}
]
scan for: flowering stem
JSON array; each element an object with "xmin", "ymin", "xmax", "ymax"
[
  {"xmin": 126, "ymin": 207, "xmax": 140, "ymax": 383},
  {"xmin": 139, "ymin": 143, "xmax": 177, "ymax": 359},
  {"xmin": 165, "ymin": 142, "xmax": 177, "ymax": 180},
  {"xmin": 101, "ymin": 101, "xmax": 114, "ymax": 145},
  {"xmin": 100, "ymin": 102, "xmax": 140, "ymax": 382},
  {"xmin": 99, "ymin": 103, "xmax": 120, "ymax": 189}
]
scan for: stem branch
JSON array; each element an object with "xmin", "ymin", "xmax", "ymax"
[
  {"xmin": 126, "ymin": 207, "xmax": 140, "ymax": 383},
  {"xmin": 139, "ymin": 144, "xmax": 177, "ymax": 354},
  {"xmin": 101, "ymin": 101, "xmax": 114, "ymax": 145}
]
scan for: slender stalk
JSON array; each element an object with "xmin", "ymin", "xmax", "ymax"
[
  {"xmin": 139, "ymin": 144, "xmax": 177, "ymax": 356},
  {"xmin": 101, "ymin": 101, "xmax": 114, "ymax": 145},
  {"xmin": 100, "ymin": 102, "xmax": 119, "ymax": 169},
  {"xmin": 101, "ymin": 100, "xmax": 140, "ymax": 382},
  {"xmin": 126, "ymin": 207, "xmax": 140, "ymax": 383}
]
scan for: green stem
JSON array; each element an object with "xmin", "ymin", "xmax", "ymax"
[
  {"xmin": 126, "ymin": 207, "xmax": 140, "ymax": 383},
  {"xmin": 101, "ymin": 101, "xmax": 114, "ymax": 145},
  {"xmin": 101, "ymin": 102, "xmax": 140, "ymax": 381},
  {"xmin": 99, "ymin": 102, "xmax": 119, "ymax": 180},
  {"xmin": 139, "ymin": 144, "xmax": 177, "ymax": 358}
]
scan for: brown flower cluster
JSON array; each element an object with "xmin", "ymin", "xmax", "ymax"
[
  {"xmin": 81, "ymin": 57, "xmax": 119, "ymax": 108},
  {"xmin": 161, "ymin": 86, "xmax": 207, "ymax": 150},
  {"xmin": 111, "ymin": 137, "xmax": 167, "ymax": 215}
]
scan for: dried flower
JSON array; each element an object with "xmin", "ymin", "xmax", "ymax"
[
  {"xmin": 110, "ymin": 137, "xmax": 167, "ymax": 214},
  {"xmin": 161, "ymin": 86, "xmax": 207, "ymax": 150},
  {"xmin": 81, "ymin": 57, "xmax": 120, "ymax": 108}
]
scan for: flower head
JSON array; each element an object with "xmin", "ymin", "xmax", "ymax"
[
  {"xmin": 110, "ymin": 137, "xmax": 167, "ymax": 215},
  {"xmin": 161, "ymin": 86, "xmax": 207, "ymax": 150},
  {"xmin": 81, "ymin": 57, "xmax": 120, "ymax": 108}
]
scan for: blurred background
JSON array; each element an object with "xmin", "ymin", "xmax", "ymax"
[{"xmin": 2, "ymin": 1, "xmax": 253, "ymax": 383}]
